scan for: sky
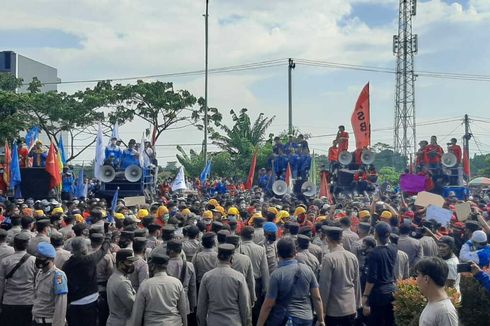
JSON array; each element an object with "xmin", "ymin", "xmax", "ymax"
[{"xmin": 1, "ymin": 0, "xmax": 490, "ymax": 166}]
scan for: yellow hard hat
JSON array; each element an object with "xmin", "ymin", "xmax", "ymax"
[
  {"xmin": 215, "ymin": 205, "xmax": 225, "ymax": 215},
  {"xmin": 202, "ymin": 210, "xmax": 213, "ymax": 220},
  {"xmin": 293, "ymin": 206, "xmax": 307, "ymax": 217},
  {"xmin": 267, "ymin": 207, "xmax": 279, "ymax": 216},
  {"xmin": 137, "ymin": 209, "xmax": 149, "ymax": 219},
  {"xmin": 114, "ymin": 213, "xmax": 125, "ymax": 220},
  {"xmin": 73, "ymin": 214, "xmax": 84, "ymax": 223},
  {"xmin": 227, "ymin": 207, "xmax": 240, "ymax": 216},
  {"xmin": 359, "ymin": 210, "xmax": 371, "ymax": 219},
  {"xmin": 157, "ymin": 205, "xmax": 169, "ymax": 218},
  {"xmin": 181, "ymin": 208, "xmax": 191, "ymax": 216},
  {"xmin": 208, "ymin": 199, "xmax": 219, "ymax": 207},
  {"xmin": 380, "ymin": 211, "xmax": 392, "ymax": 219},
  {"xmin": 51, "ymin": 207, "xmax": 64, "ymax": 215},
  {"xmin": 274, "ymin": 210, "xmax": 290, "ymax": 224},
  {"xmin": 34, "ymin": 210, "xmax": 45, "ymax": 218}
]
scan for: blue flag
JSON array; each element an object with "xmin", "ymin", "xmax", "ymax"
[
  {"xmin": 25, "ymin": 126, "xmax": 39, "ymax": 151},
  {"xmin": 10, "ymin": 142, "xmax": 22, "ymax": 189},
  {"xmin": 58, "ymin": 134, "xmax": 67, "ymax": 165},
  {"xmin": 75, "ymin": 166, "xmax": 87, "ymax": 198},
  {"xmin": 200, "ymin": 160, "xmax": 212, "ymax": 184}
]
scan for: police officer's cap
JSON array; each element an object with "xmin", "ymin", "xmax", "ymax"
[
  {"xmin": 0, "ymin": 229, "xmax": 7, "ymax": 237},
  {"xmin": 116, "ymin": 249, "xmax": 138, "ymax": 263},
  {"xmin": 225, "ymin": 235, "xmax": 240, "ymax": 247},
  {"xmin": 50, "ymin": 233, "xmax": 64, "ymax": 246},
  {"xmin": 121, "ymin": 230, "xmax": 135, "ymax": 240},
  {"xmin": 218, "ymin": 243, "xmax": 235, "ymax": 255},
  {"xmin": 167, "ymin": 239, "xmax": 183, "ymax": 252},
  {"xmin": 90, "ymin": 233, "xmax": 104, "ymax": 241},
  {"xmin": 297, "ymin": 234, "xmax": 311, "ymax": 242},
  {"xmin": 162, "ymin": 225, "xmax": 176, "ymax": 233},
  {"xmin": 36, "ymin": 219, "xmax": 51, "ymax": 228},
  {"xmin": 133, "ymin": 237, "xmax": 147, "ymax": 245},
  {"xmin": 212, "ymin": 221, "xmax": 224, "ymax": 229},
  {"xmin": 134, "ymin": 229, "xmax": 147, "ymax": 238},
  {"xmin": 217, "ymin": 229, "xmax": 231, "ymax": 236},
  {"xmin": 148, "ymin": 224, "xmax": 162, "ymax": 233},
  {"xmin": 37, "ymin": 242, "xmax": 56, "ymax": 259},
  {"xmin": 73, "ymin": 223, "xmax": 87, "ymax": 233},
  {"xmin": 321, "ymin": 226, "xmax": 343, "ymax": 236},
  {"xmin": 14, "ymin": 232, "xmax": 30, "ymax": 242},
  {"xmin": 358, "ymin": 222, "xmax": 371, "ymax": 233},
  {"xmin": 150, "ymin": 252, "xmax": 170, "ymax": 265}
]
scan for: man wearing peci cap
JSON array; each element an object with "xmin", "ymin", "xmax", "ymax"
[
  {"xmin": 51, "ymin": 233, "xmax": 72, "ymax": 269},
  {"xmin": 197, "ymin": 244, "xmax": 251, "ymax": 326},
  {"xmin": 32, "ymin": 242, "xmax": 68, "ymax": 326},
  {"xmin": 319, "ymin": 226, "xmax": 361, "ymax": 325},
  {"xmin": 130, "ymin": 252, "xmax": 188, "ymax": 325},
  {"xmin": 27, "ymin": 219, "xmax": 51, "ymax": 255},
  {"xmin": 296, "ymin": 234, "xmax": 320, "ymax": 279},
  {"xmin": 128, "ymin": 237, "xmax": 149, "ymax": 292},
  {"xmin": 0, "ymin": 232, "xmax": 36, "ymax": 326},
  {"xmin": 192, "ymin": 232, "xmax": 218, "ymax": 291},
  {"xmin": 106, "ymin": 249, "xmax": 137, "ymax": 326},
  {"xmin": 263, "ymin": 222, "xmax": 279, "ymax": 274}
]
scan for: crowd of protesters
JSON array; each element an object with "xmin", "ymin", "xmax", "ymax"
[{"xmin": 1, "ymin": 180, "xmax": 490, "ymax": 325}]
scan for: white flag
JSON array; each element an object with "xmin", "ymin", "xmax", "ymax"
[
  {"xmin": 94, "ymin": 124, "xmax": 105, "ymax": 180},
  {"xmin": 139, "ymin": 132, "xmax": 145, "ymax": 167},
  {"xmin": 171, "ymin": 166, "xmax": 187, "ymax": 191},
  {"xmin": 111, "ymin": 122, "xmax": 119, "ymax": 140}
]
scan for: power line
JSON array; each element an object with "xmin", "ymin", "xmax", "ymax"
[{"xmin": 20, "ymin": 58, "xmax": 490, "ymax": 87}]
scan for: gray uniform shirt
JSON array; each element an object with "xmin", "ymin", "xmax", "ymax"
[
  {"xmin": 263, "ymin": 240, "xmax": 278, "ymax": 274},
  {"xmin": 398, "ymin": 235, "xmax": 424, "ymax": 268},
  {"xmin": 296, "ymin": 249, "xmax": 320, "ymax": 279},
  {"xmin": 167, "ymin": 256, "xmax": 197, "ymax": 314},
  {"xmin": 106, "ymin": 270, "xmax": 135, "ymax": 326},
  {"xmin": 32, "ymin": 266, "xmax": 68, "ymax": 326},
  {"xmin": 182, "ymin": 238, "xmax": 201, "ymax": 262},
  {"xmin": 394, "ymin": 249, "xmax": 410, "ymax": 280},
  {"xmin": 342, "ymin": 229, "xmax": 360, "ymax": 253},
  {"xmin": 6, "ymin": 226, "xmax": 21, "ymax": 246},
  {"xmin": 54, "ymin": 247, "xmax": 72, "ymax": 269},
  {"xmin": 319, "ymin": 246, "xmax": 361, "ymax": 317},
  {"xmin": 420, "ymin": 236, "xmax": 439, "ymax": 258},
  {"xmin": 0, "ymin": 242, "xmax": 14, "ymax": 262},
  {"xmin": 0, "ymin": 250, "xmax": 36, "ymax": 305},
  {"xmin": 231, "ymin": 252, "xmax": 256, "ymax": 304},
  {"xmin": 130, "ymin": 271, "xmax": 188, "ymax": 326},
  {"xmin": 239, "ymin": 240, "xmax": 270, "ymax": 294},
  {"xmin": 192, "ymin": 248, "xmax": 218, "ymax": 284},
  {"xmin": 252, "ymin": 228, "xmax": 265, "ymax": 245},
  {"xmin": 27, "ymin": 233, "xmax": 50, "ymax": 256},
  {"xmin": 128, "ymin": 255, "xmax": 149, "ymax": 291},
  {"xmin": 197, "ymin": 264, "xmax": 251, "ymax": 326}
]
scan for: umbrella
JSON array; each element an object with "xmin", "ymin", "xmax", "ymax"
[{"xmin": 468, "ymin": 177, "xmax": 490, "ymax": 187}]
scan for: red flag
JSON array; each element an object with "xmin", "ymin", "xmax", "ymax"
[
  {"xmin": 319, "ymin": 171, "xmax": 334, "ymax": 204},
  {"xmin": 285, "ymin": 163, "xmax": 293, "ymax": 191},
  {"xmin": 3, "ymin": 141, "xmax": 11, "ymax": 186},
  {"xmin": 351, "ymin": 83, "xmax": 370, "ymax": 149},
  {"xmin": 45, "ymin": 143, "xmax": 62, "ymax": 190},
  {"xmin": 151, "ymin": 126, "xmax": 157, "ymax": 146},
  {"xmin": 245, "ymin": 152, "xmax": 257, "ymax": 190},
  {"xmin": 463, "ymin": 148, "xmax": 470, "ymax": 179}
]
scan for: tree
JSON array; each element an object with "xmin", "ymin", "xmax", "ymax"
[
  {"xmin": 109, "ymin": 80, "xmax": 222, "ymax": 143},
  {"xmin": 378, "ymin": 167, "xmax": 400, "ymax": 185},
  {"xmin": 372, "ymin": 142, "xmax": 408, "ymax": 172},
  {"xmin": 0, "ymin": 73, "xmax": 29, "ymax": 142}
]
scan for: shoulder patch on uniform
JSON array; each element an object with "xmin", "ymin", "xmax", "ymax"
[{"xmin": 53, "ymin": 270, "xmax": 68, "ymax": 295}]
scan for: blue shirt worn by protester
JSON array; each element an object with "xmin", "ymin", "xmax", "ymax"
[
  {"xmin": 62, "ymin": 174, "xmax": 74, "ymax": 193},
  {"xmin": 267, "ymin": 259, "xmax": 318, "ymax": 321},
  {"xmin": 120, "ymin": 149, "xmax": 139, "ymax": 169}
]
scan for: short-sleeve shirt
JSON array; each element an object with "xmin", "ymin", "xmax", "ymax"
[
  {"xmin": 419, "ymin": 298, "xmax": 458, "ymax": 326},
  {"xmin": 267, "ymin": 259, "xmax": 318, "ymax": 320}
]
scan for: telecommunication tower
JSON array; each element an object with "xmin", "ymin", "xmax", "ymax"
[{"xmin": 393, "ymin": 0, "xmax": 418, "ymax": 159}]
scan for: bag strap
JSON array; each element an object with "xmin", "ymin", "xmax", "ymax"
[
  {"xmin": 5, "ymin": 253, "xmax": 30, "ymax": 279},
  {"xmin": 280, "ymin": 264, "xmax": 302, "ymax": 307},
  {"xmin": 179, "ymin": 260, "xmax": 187, "ymax": 285}
]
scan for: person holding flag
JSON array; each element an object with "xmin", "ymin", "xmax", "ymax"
[
  {"xmin": 10, "ymin": 141, "xmax": 22, "ymax": 198},
  {"xmin": 29, "ymin": 141, "xmax": 48, "ymax": 168}
]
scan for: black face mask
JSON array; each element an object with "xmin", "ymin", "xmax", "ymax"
[
  {"xmin": 35, "ymin": 258, "xmax": 49, "ymax": 269},
  {"xmin": 266, "ymin": 233, "xmax": 277, "ymax": 242}
]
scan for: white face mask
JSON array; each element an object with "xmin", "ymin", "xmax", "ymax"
[
  {"xmin": 204, "ymin": 219, "xmax": 212, "ymax": 225},
  {"xmin": 228, "ymin": 215, "xmax": 237, "ymax": 223}
]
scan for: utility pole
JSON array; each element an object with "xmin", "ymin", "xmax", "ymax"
[
  {"xmin": 463, "ymin": 114, "xmax": 472, "ymax": 179},
  {"xmin": 288, "ymin": 58, "xmax": 295, "ymax": 135},
  {"xmin": 203, "ymin": 0, "xmax": 209, "ymax": 165},
  {"xmin": 393, "ymin": 0, "xmax": 418, "ymax": 163}
]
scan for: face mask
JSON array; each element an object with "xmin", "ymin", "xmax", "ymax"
[
  {"xmin": 228, "ymin": 215, "xmax": 237, "ymax": 223},
  {"xmin": 35, "ymin": 258, "xmax": 49, "ymax": 269},
  {"xmin": 204, "ymin": 219, "xmax": 212, "ymax": 225},
  {"xmin": 163, "ymin": 214, "xmax": 170, "ymax": 222}
]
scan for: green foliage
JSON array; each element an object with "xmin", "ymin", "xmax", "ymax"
[
  {"xmin": 372, "ymin": 142, "xmax": 408, "ymax": 172},
  {"xmin": 459, "ymin": 275, "xmax": 490, "ymax": 326},
  {"xmin": 378, "ymin": 167, "xmax": 400, "ymax": 185},
  {"xmin": 0, "ymin": 72, "xmax": 22, "ymax": 91}
]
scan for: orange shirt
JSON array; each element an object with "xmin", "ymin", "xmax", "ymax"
[
  {"xmin": 337, "ymin": 131, "xmax": 349, "ymax": 152},
  {"xmin": 328, "ymin": 146, "xmax": 338, "ymax": 162},
  {"xmin": 448, "ymin": 145, "xmax": 462, "ymax": 163}
]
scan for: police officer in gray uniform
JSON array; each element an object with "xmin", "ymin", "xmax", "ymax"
[
  {"xmin": 0, "ymin": 229, "xmax": 14, "ymax": 262},
  {"xmin": 32, "ymin": 242, "xmax": 68, "ymax": 326},
  {"xmin": 225, "ymin": 235, "xmax": 256, "ymax": 305},
  {"xmin": 27, "ymin": 219, "xmax": 51, "ymax": 256},
  {"xmin": 0, "ymin": 232, "xmax": 36, "ymax": 326},
  {"xmin": 106, "ymin": 249, "xmax": 137, "ymax": 326},
  {"xmin": 197, "ymin": 244, "xmax": 251, "ymax": 326}
]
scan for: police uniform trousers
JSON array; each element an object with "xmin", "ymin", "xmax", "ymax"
[
  {"xmin": 67, "ymin": 301, "xmax": 98, "ymax": 326},
  {"xmin": 252, "ymin": 277, "xmax": 264, "ymax": 326},
  {"xmin": 0, "ymin": 304, "xmax": 32, "ymax": 326}
]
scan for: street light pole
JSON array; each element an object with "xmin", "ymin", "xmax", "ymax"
[
  {"xmin": 288, "ymin": 58, "xmax": 295, "ymax": 135},
  {"xmin": 203, "ymin": 0, "xmax": 209, "ymax": 165}
]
